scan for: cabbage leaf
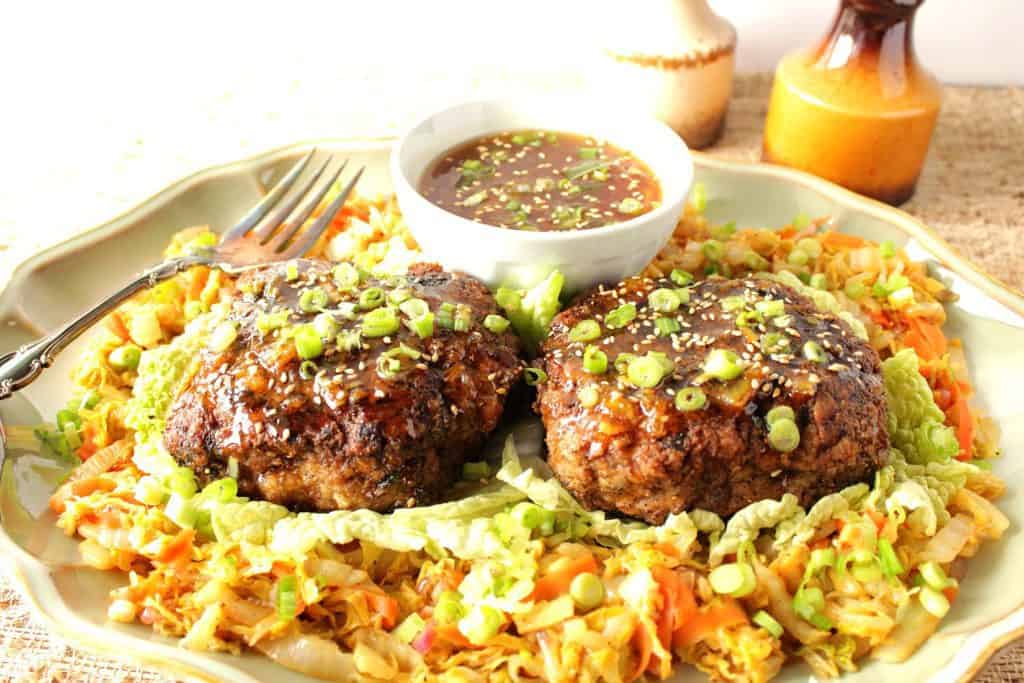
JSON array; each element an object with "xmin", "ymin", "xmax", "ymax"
[{"xmin": 883, "ymin": 349, "xmax": 959, "ymax": 464}]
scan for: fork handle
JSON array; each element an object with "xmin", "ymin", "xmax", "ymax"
[{"xmin": 0, "ymin": 255, "xmax": 206, "ymax": 400}]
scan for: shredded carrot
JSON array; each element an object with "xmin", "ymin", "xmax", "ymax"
[
  {"xmin": 651, "ymin": 566, "xmax": 697, "ymax": 650},
  {"xmin": 530, "ymin": 553, "xmax": 598, "ymax": 602},
  {"xmin": 628, "ymin": 623, "xmax": 654, "ymax": 683},
  {"xmin": 363, "ymin": 591, "xmax": 400, "ymax": 630},
  {"xmin": 106, "ymin": 312, "xmax": 131, "ymax": 342},
  {"xmin": 904, "ymin": 317, "xmax": 947, "ymax": 361},
  {"xmin": 78, "ymin": 423, "xmax": 100, "ymax": 461},
  {"xmin": 188, "ymin": 267, "xmax": 210, "ymax": 301},
  {"xmin": 49, "ymin": 477, "xmax": 117, "ymax": 514},
  {"xmin": 821, "ymin": 231, "xmax": 866, "ymax": 250},
  {"xmin": 673, "ymin": 598, "xmax": 749, "ymax": 649},
  {"xmin": 653, "ymin": 542, "xmax": 682, "ymax": 559},
  {"xmin": 157, "ymin": 529, "xmax": 195, "ymax": 564},
  {"xmin": 953, "ymin": 395, "xmax": 974, "ymax": 461},
  {"xmin": 434, "ymin": 623, "xmax": 471, "ymax": 648}
]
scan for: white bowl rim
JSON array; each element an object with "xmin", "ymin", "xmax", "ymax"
[{"xmin": 389, "ymin": 96, "xmax": 693, "ymax": 243}]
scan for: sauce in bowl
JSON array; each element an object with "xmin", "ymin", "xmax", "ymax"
[{"xmin": 419, "ymin": 129, "xmax": 661, "ymax": 232}]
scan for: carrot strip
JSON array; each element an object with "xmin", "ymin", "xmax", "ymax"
[
  {"xmin": 188, "ymin": 266, "xmax": 210, "ymax": 301},
  {"xmin": 628, "ymin": 623, "xmax": 654, "ymax": 683},
  {"xmin": 530, "ymin": 553, "xmax": 598, "ymax": 602},
  {"xmin": 106, "ymin": 312, "xmax": 131, "ymax": 342},
  {"xmin": 49, "ymin": 477, "xmax": 117, "ymax": 514},
  {"xmin": 821, "ymin": 231, "xmax": 866, "ymax": 249},
  {"xmin": 157, "ymin": 529, "xmax": 195, "ymax": 564},
  {"xmin": 673, "ymin": 598, "xmax": 749, "ymax": 649},
  {"xmin": 953, "ymin": 395, "xmax": 974, "ymax": 461},
  {"xmin": 364, "ymin": 591, "xmax": 400, "ymax": 630}
]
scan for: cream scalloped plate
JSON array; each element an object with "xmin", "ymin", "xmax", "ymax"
[{"xmin": 2, "ymin": 140, "xmax": 1023, "ymax": 683}]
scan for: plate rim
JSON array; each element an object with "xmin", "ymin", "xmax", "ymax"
[{"xmin": 2, "ymin": 137, "xmax": 1023, "ymax": 682}]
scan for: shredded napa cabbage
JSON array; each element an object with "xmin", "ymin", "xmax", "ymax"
[
  {"xmin": 496, "ymin": 270, "xmax": 565, "ymax": 353},
  {"xmin": 883, "ymin": 349, "xmax": 959, "ymax": 464}
]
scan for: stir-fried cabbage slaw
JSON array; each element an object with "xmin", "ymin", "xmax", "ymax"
[{"xmin": 21, "ymin": 189, "xmax": 1007, "ymax": 682}]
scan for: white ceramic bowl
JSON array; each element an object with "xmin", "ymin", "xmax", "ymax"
[{"xmin": 391, "ymin": 98, "xmax": 693, "ymax": 294}]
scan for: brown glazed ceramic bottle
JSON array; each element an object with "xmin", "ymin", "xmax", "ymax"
[{"xmin": 762, "ymin": 0, "xmax": 941, "ymax": 205}]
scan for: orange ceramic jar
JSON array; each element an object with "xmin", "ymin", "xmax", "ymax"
[{"xmin": 762, "ymin": 0, "xmax": 941, "ymax": 205}]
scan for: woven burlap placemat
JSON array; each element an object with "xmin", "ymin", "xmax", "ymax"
[{"xmin": 3, "ymin": 74, "xmax": 1022, "ymax": 682}]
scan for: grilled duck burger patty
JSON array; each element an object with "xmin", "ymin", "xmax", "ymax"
[
  {"xmin": 535, "ymin": 275, "xmax": 889, "ymax": 524},
  {"xmin": 163, "ymin": 261, "xmax": 522, "ymax": 512}
]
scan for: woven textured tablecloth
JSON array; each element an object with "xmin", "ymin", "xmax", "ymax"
[{"xmin": 2, "ymin": 74, "xmax": 1023, "ymax": 682}]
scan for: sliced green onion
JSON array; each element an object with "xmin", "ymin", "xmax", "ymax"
[
  {"xmin": 888, "ymin": 286, "xmax": 916, "ymax": 309},
  {"xmin": 79, "ymin": 389, "xmax": 101, "ymax": 411},
  {"xmin": 803, "ymin": 340, "xmax": 827, "ymax": 364},
  {"xmin": 721, "ymin": 296, "xmax": 745, "ymax": 313},
  {"xmin": 337, "ymin": 330, "xmax": 362, "ymax": 353},
  {"xmin": 298, "ymin": 287, "xmax": 329, "ymax": 313},
  {"xmin": 670, "ymin": 269, "xmax": 694, "ymax": 287},
  {"xmin": 765, "ymin": 405, "xmax": 795, "ymax": 426},
  {"xmin": 359, "ymin": 287, "xmax": 385, "ymax": 310},
  {"xmin": 648, "ymin": 288, "xmax": 681, "ymax": 313},
  {"xmin": 711, "ymin": 221, "xmax": 737, "ymax": 240},
  {"xmin": 702, "ymin": 349, "xmax": 745, "ymax": 381},
  {"xmin": 275, "ymin": 575, "xmax": 298, "ymax": 620},
  {"xmin": 569, "ymin": 319, "xmax": 601, "ymax": 343},
  {"xmin": 701, "ymin": 239, "xmax": 725, "ymax": 262},
  {"xmin": 505, "ymin": 199, "xmax": 521, "ymax": 211},
  {"xmin": 792, "ymin": 213, "xmax": 810, "ymax": 230},
  {"xmin": 313, "ymin": 313, "xmax": 338, "ymax": 339},
  {"xmin": 299, "ymin": 360, "xmax": 318, "ymax": 380},
  {"xmin": 793, "ymin": 586, "xmax": 825, "ymax": 620},
  {"xmin": 879, "ymin": 240, "xmax": 896, "ymax": 259},
  {"xmin": 787, "ymin": 249, "xmax": 810, "ymax": 266},
  {"xmin": 807, "ymin": 548, "xmax": 837, "ymax": 577},
  {"xmin": 511, "ymin": 502, "xmax": 544, "ymax": 529},
  {"xmin": 709, "ymin": 563, "xmax": 756, "ymax": 598},
  {"xmin": 333, "ymin": 263, "xmax": 361, "ymax": 289},
  {"xmin": 755, "ymin": 299, "xmax": 786, "ymax": 319},
  {"xmin": 56, "ymin": 408, "xmax": 81, "ymax": 433},
  {"xmin": 809, "ymin": 273, "xmax": 828, "ymax": 290},
  {"xmin": 256, "ymin": 309, "xmax": 290, "ymax": 334},
  {"xmin": 736, "ymin": 310, "xmax": 763, "ymax": 328},
  {"xmin": 771, "ymin": 314, "xmax": 793, "ymax": 329},
  {"xmin": 399, "ymin": 298, "xmax": 430, "ymax": 319},
  {"xmin": 201, "ymin": 478, "xmax": 238, "ymax": 502},
  {"xmin": 208, "ymin": 322, "xmax": 238, "ymax": 352},
  {"xmin": 760, "ymin": 332, "xmax": 790, "ymax": 355},
  {"xmin": 578, "ymin": 147, "xmax": 599, "ymax": 160},
  {"xmin": 165, "ymin": 467, "xmax": 197, "ymax": 497},
  {"xmin": 768, "ymin": 418, "xmax": 800, "ymax": 452},
  {"xmin": 745, "ymin": 250, "xmax": 771, "ymax": 271},
  {"xmin": 851, "ymin": 559, "xmax": 883, "ymax": 583},
  {"xmin": 604, "ymin": 303, "xmax": 637, "ymax": 329},
  {"xmin": 675, "ymin": 287, "xmax": 692, "ymax": 304},
  {"xmin": 617, "ymin": 197, "xmax": 644, "ymax": 215},
  {"xmin": 970, "ymin": 459, "xmax": 993, "ymax": 471},
  {"xmin": 285, "ymin": 261, "xmax": 299, "ymax": 281},
  {"xmin": 753, "ymin": 610, "xmax": 784, "ymax": 638},
  {"xmin": 654, "ymin": 317, "xmax": 681, "ymax": 337},
  {"xmin": 569, "ymin": 572, "xmax": 606, "ymax": 610},
  {"xmin": 583, "ymin": 345, "xmax": 608, "ymax": 375},
  {"xmin": 453, "ymin": 304, "xmax": 473, "ymax": 332},
  {"xmin": 577, "ymin": 385, "xmax": 600, "ymax": 408},
  {"xmin": 405, "ymin": 313, "xmax": 435, "ymax": 339},
  {"xmin": 387, "ymin": 287, "xmax": 411, "ymax": 305},
  {"xmin": 795, "ymin": 238, "xmax": 822, "ymax": 259},
  {"xmin": 919, "ymin": 586, "xmax": 951, "ymax": 618},
  {"xmin": 675, "ymin": 387, "xmax": 706, "ymax": 412},
  {"xmin": 524, "ymin": 367, "xmax": 547, "ymax": 386},
  {"xmin": 918, "ymin": 562, "xmax": 954, "ymax": 590},
  {"xmin": 627, "ymin": 354, "xmax": 668, "ymax": 388},
  {"xmin": 691, "ymin": 183, "xmax": 707, "ymax": 213},
  {"xmin": 463, "ymin": 190, "xmax": 488, "ymax": 207},
  {"xmin": 394, "ymin": 613, "xmax": 425, "ymax": 643},
  {"xmin": 613, "ymin": 353, "xmax": 636, "ymax": 375},
  {"xmin": 844, "ymin": 280, "xmax": 867, "ymax": 300},
  {"xmin": 434, "ymin": 591, "xmax": 466, "ymax": 624},
  {"xmin": 362, "ymin": 308, "xmax": 400, "ymax": 338},
  {"xmin": 484, "ymin": 314, "xmax": 510, "ymax": 334},
  {"xmin": 877, "ymin": 538, "xmax": 904, "ymax": 577},
  {"xmin": 294, "ymin": 324, "xmax": 323, "ymax": 359},
  {"xmin": 459, "ymin": 605, "xmax": 503, "ymax": 644},
  {"xmin": 108, "ymin": 344, "xmax": 142, "ymax": 371},
  {"xmin": 462, "ymin": 461, "xmax": 490, "ymax": 481}
]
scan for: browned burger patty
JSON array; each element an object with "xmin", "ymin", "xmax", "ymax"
[
  {"xmin": 163, "ymin": 261, "xmax": 522, "ymax": 512},
  {"xmin": 535, "ymin": 275, "xmax": 888, "ymax": 524}
]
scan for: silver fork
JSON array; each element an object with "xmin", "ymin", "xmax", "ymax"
[{"xmin": 0, "ymin": 150, "xmax": 363, "ymax": 399}]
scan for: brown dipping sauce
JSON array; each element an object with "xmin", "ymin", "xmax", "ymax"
[{"xmin": 419, "ymin": 129, "xmax": 661, "ymax": 232}]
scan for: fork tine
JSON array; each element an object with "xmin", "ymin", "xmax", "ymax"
[
  {"xmin": 281, "ymin": 165, "xmax": 365, "ymax": 259},
  {"xmin": 268, "ymin": 160, "xmax": 346, "ymax": 254},
  {"xmin": 220, "ymin": 149, "xmax": 315, "ymax": 242},
  {"xmin": 252, "ymin": 157, "xmax": 332, "ymax": 243}
]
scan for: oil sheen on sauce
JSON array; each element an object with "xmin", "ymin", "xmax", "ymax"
[{"xmin": 419, "ymin": 129, "xmax": 661, "ymax": 232}]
